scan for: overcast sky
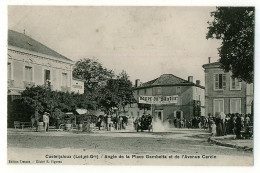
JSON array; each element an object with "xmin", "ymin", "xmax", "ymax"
[{"xmin": 8, "ymin": 6, "xmax": 221, "ymax": 85}]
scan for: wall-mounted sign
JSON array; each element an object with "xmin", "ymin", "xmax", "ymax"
[{"xmin": 138, "ymin": 95, "xmax": 178, "ymax": 105}]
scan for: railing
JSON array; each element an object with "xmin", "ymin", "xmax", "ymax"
[
  {"xmin": 23, "ymin": 81, "xmax": 35, "ymax": 88},
  {"xmin": 61, "ymin": 86, "xmax": 71, "ymax": 92},
  {"xmin": 8, "ymin": 79, "xmax": 14, "ymax": 88}
]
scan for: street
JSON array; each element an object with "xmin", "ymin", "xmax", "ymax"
[{"xmin": 7, "ymin": 128, "xmax": 253, "ymax": 165}]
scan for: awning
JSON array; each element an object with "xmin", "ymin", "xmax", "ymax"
[{"xmin": 76, "ymin": 109, "xmax": 88, "ymax": 115}]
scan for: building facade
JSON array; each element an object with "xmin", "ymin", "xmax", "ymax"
[
  {"xmin": 8, "ymin": 30, "xmax": 84, "ymax": 99},
  {"xmin": 202, "ymin": 62, "xmax": 253, "ymax": 117},
  {"xmin": 71, "ymin": 78, "xmax": 84, "ymax": 94},
  {"xmin": 127, "ymin": 74, "xmax": 205, "ymax": 122}
]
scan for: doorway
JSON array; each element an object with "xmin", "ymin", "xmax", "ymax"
[{"xmin": 155, "ymin": 110, "xmax": 163, "ymax": 121}]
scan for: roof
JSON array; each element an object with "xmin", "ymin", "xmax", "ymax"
[
  {"xmin": 8, "ymin": 30, "xmax": 73, "ymax": 62},
  {"xmin": 72, "ymin": 77, "xmax": 85, "ymax": 82},
  {"xmin": 135, "ymin": 74, "xmax": 205, "ymax": 89},
  {"xmin": 202, "ymin": 62, "xmax": 221, "ymax": 69}
]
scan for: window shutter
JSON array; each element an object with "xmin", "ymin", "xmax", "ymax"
[
  {"xmin": 223, "ymin": 74, "xmax": 226, "ymax": 89},
  {"xmin": 214, "ymin": 74, "xmax": 219, "ymax": 89}
]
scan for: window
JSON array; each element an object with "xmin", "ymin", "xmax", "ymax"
[
  {"xmin": 214, "ymin": 99, "xmax": 224, "ymax": 115},
  {"xmin": 44, "ymin": 70, "xmax": 51, "ymax": 82},
  {"xmin": 62, "ymin": 73, "xmax": 68, "ymax": 87},
  {"xmin": 8, "ymin": 63, "xmax": 11, "ymax": 80},
  {"xmin": 137, "ymin": 90, "xmax": 139, "ymax": 95},
  {"xmin": 144, "ymin": 89, "xmax": 147, "ymax": 95},
  {"xmin": 230, "ymin": 77, "xmax": 241, "ymax": 90},
  {"xmin": 25, "ymin": 66, "xmax": 33, "ymax": 82},
  {"xmin": 230, "ymin": 98, "xmax": 241, "ymax": 114},
  {"xmin": 176, "ymin": 87, "xmax": 181, "ymax": 94},
  {"xmin": 214, "ymin": 74, "xmax": 226, "ymax": 90},
  {"xmin": 155, "ymin": 87, "xmax": 162, "ymax": 95}
]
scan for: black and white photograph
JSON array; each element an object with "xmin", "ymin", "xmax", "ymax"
[{"xmin": 3, "ymin": 3, "xmax": 257, "ymax": 167}]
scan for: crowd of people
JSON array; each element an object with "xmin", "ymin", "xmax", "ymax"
[
  {"xmin": 96, "ymin": 114, "xmax": 131, "ymax": 131},
  {"xmin": 169, "ymin": 112, "xmax": 253, "ymax": 139},
  {"xmin": 32, "ymin": 111, "xmax": 253, "ymax": 139},
  {"xmin": 208, "ymin": 112, "xmax": 253, "ymax": 139}
]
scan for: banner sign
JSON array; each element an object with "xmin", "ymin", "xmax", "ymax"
[{"xmin": 138, "ymin": 95, "xmax": 178, "ymax": 105}]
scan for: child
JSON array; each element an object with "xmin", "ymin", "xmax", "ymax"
[{"xmin": 211, "ymin": 121, "xmax": 217, "ymax": 137}]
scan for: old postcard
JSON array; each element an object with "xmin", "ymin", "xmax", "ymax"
[{"xmin": 5, "ymin": 4, "xmax": 256, "ymax": 167}]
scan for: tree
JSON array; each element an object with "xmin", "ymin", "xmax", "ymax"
[
  {"xmin": 72, "ymin": 58, "xmax": 114, "ymax": 92},
  {"xmin": 206, "ymin": 7, "xmax": 254, "ymax": 83},
  {"xmin": 98, "ymin": 71, "xmax": 135, "ymax": 114},
  {"xmin": 18, "ymin": 86, "xmax": 90, "ymax": 125}
]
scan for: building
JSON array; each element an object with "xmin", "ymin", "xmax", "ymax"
[
  {"xmin": 127, "ymin": 74, "xmax": 205, "ymax": 122},
  {"xmin": 202, "ymin": 61, "xmax": 253, "ymax": 116},
  {"xmin": 71, "ymin": 78, "xmax": 84, "ymax": 94},
  {"xmin": 7, "ymin": 30, "xmax": 84, "ymax": 99}
]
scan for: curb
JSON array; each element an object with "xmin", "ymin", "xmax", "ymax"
[{"xmin": 208, "ymin": 137, "xmax": 253, "ymax": 152}]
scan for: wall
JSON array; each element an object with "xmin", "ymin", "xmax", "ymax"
[
  {"xmin": 132, "ymin": 84, "xmax": 205, "ymax": 122},
  {"xmin": 8, "ymin": 47, "xmax": 74, "ymax": 94},
  {"xmin": 204, "ymin": 65, "xmax": 249, "ymax": 116}
]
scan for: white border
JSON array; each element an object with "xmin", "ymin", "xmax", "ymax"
[{"xmin": 1, "ymin": 1, "xmax": 260, "ymax": 173}]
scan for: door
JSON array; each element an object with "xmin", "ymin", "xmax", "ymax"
[
  {"xmin": 176, "ymin": 111, "xmax": 181, "ymax": 119},
  {"xmin": 155, "ymin": 110, "xmax": 163, "ymax": 121}
]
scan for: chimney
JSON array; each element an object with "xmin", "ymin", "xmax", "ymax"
[
  {"xmin": 135, "ymin": 79, "xmax": 140, "ymax": 87},
  {"xmin": 208, "ymin": 57, "xmax": 211, "ymax": 64},
  {"xmin": 196, "ymin": 80, "xmax": 201, "ymax": 85},
  {"xmin": 23, "ymin": 29, "xmax": 26, "ymax": 35},
  {"xmin": 188, "ymin": 76, "xmax": 193, "ymax": 83}
]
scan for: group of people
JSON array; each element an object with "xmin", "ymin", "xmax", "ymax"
[
  {"xmin": 168, "ymin": 113, "xmax": 253, "ymax": 139},
  {"xmin": 134, "ymin": 114, "xmax": 153, "ymax": 131},
  {"xmin": 209, "ymin": 113, "xmax": 253, "ymax": 139},
  {"xmin": 96, "ymin": 114, "xmax": 129, "ymax": 131},
  {"xmin": 170, "ymin": 116, "xmax": 204, "ymax": 129},
  {"xmin": 31, "ymin": 112, "xmax": 50, "ymax": 132}
]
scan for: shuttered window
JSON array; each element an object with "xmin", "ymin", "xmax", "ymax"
[
  {"xmin": 8, "ymin": 63, "xmax": 11, "ymax": 79},
  {"xmin": 214, "ymin": 74, "xmax": 226, "ymax": 90},
  {"xmin": 230, "ymin": 77, "xmax": 241, "ymax": 90},
  {"xmin": 25, "ymin": 66, "xmax": 33, "ymax": 82},
  {"xmin": 62, "ymin": 73, "xmax": 68, "ymax": 87},
  {"xmin": 214, "ymin": 99, "xmax": 224, "ymax": 115},
  {"xmin": 176, "ymin": 87, "xmax": 181, "ymax": 94},
  {"xmin": 230, "ymin": 98, "xmax": 241, "ymax": 114}
]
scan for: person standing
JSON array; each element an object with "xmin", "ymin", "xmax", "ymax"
[
  {"xmin": 43, "ymin": 112, "xmax": 48, "ymax": 132},
  {"xmin": 46, "ymin": 113, "xmax": 50, "ymax": 131},
  {"xmin": 211, "ymin": 121, "xmax": 217, "ymax": 137}
]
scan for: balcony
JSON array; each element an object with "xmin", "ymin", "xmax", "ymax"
[
  {"xmin": 61, "ymin": 86, "xmax": 71, "ymax": 92},
  {"xmin": 23, "ymin": 81, "xmax": 35, "ymax": 88},
  {"xmin": 8, "ymin": 79, "xmax": 14, "ymax": 88}
]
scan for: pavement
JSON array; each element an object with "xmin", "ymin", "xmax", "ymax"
[
  {"xmin": 208, "ymin": 135, "xmax": 253, "ymax": 152},
  {"xmin": 7, "ymin": 127, "xmax": 253, "ymax": 165}
]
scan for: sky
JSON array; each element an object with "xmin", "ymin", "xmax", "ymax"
[{"xmin": 8, "ymin": 6, "xmax": 221, "ymax": 85}]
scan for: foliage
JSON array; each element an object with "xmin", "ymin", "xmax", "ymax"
[
  {"xmin": 18, "ymin": 86, "xmax": 91, "ymax": 122},
  {"xmin": 72, "ymin": 58, "xmax": 114, "ymax": 92},
  {"xmin": 98, "ymin": 70, "xmax": 135, "ymax": 113},
  {"xmin": 206, "ymin": 7, "xmax": 254, "ymax": 83},
  {"xmin": 7, "ymin": 98, "xmax": 33, "ymax": 127}
]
